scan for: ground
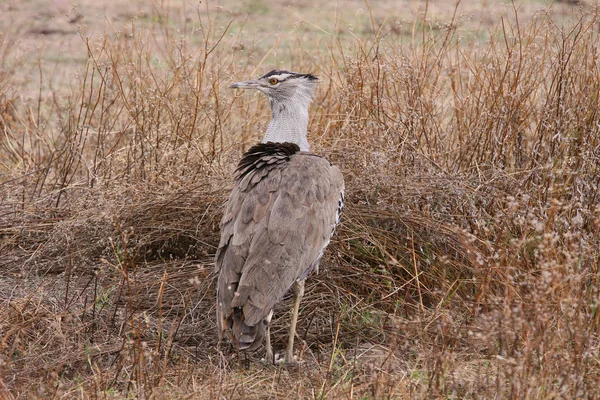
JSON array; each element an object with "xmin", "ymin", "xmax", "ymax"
[{"xmin": 2, "ymin": 0, "xmax": 582, "ymax": 98}]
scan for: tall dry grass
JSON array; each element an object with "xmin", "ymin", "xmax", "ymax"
[{"xmin": 1, "ymin": 2, "xmax": 599, "ymax": 398}]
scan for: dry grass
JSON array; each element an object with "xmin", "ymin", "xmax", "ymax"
[{"xmin": 1, "ymin": 0, "xmax": 600, "ymax": 398}]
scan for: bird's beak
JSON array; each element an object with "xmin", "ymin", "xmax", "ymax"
[{"xmin": 230, "ymin": 79, "xmax": 260, "ymax": 89}]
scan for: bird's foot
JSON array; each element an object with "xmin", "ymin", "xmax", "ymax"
[
  {"xmin": 261, "ymin": 352, "xmax": 302, "ymax": 366},
  {"xmin": 264, "ymin": 349, "xmax": 274, "ymax": 365},
  {"xmin": 283, "ymin": 351, "xmax": 302, "ymax": 366}
]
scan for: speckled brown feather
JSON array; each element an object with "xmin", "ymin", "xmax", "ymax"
[{"xmin": 215, "ymin": 142, "xmax": 344, "ymax": 351}]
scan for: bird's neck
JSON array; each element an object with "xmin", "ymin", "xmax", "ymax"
[{"xmin": 262, "ymin": 99, "xmax": 310, "ymax": 152}]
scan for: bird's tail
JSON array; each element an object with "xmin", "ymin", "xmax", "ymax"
[{"xmin": 219, "ymin": 307, "xmax": 268, "ymax": 351}]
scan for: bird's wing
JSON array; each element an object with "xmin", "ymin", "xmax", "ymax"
[{"xmin": 216, "ymin": 143, "xmax": 344, "ymax": 342}]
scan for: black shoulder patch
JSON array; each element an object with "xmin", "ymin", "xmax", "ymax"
[{"xmin": 235, "ymin": 142, "xmax": 300, "ymax": 182}]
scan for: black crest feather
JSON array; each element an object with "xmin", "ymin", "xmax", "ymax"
[{"xmin": 260, "ymin": 70, "xmax": 318, "ymax": 81}]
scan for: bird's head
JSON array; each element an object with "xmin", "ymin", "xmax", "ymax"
[{"xmin": 230, "ymin": 70, "xmax": 319, "ymax": 105}]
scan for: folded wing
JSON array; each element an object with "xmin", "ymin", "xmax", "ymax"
[{"xmin": 215, "ymin": 142, "xmax": 344, "ymax": 350}]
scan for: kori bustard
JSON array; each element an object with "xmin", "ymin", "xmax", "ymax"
[{"xmin": 216, "ymin": 70, "xmax": 344, "ymax": 364}]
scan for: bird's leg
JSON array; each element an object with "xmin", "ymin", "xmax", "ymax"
[
  {"xmin": 265, "ymin": 324, "xmax": 273, "ymax": 364},
  {"xmin": 285, "ymin": 279, "xmax": 305, "ymax": 364}
]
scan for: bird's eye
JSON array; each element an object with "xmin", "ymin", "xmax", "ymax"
[{"xmin": 269, "ymin": 78, "xmax": 279, "ymax": 85}]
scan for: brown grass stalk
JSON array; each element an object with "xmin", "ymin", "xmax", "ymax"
[{"xmin": 1, "ymin": 1, "xmax": 599, "ymax": 398}]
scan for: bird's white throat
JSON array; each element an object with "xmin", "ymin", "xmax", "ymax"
[{"xmin": 262, "ymin": 91, "xmax": 313, "ymax": 151}]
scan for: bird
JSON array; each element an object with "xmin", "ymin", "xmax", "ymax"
[{"xmin": 215, "ymin": 70, "xmax": 345, "ymax": 364}]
